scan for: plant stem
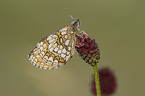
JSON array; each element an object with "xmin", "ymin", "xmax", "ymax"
[{"xmin": 93, "ymin": 64, "xmax": 101, "ymax": 96}]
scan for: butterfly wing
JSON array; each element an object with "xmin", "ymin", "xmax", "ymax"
[{"xmin": 28, "ymin": 26, "xmax": 76, "ymax": 70}]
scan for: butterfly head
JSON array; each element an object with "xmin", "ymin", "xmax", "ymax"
[
  {"xmin": 69, "ymin": 16, "xmax": 82, "ymax": 36},
  {"xmin": 70, "ymin": 17, "xmax": 87, "ymax": 37},
  {"xmin": 70, "ymin": 18, "xmax": 81, "ymax": 28}
]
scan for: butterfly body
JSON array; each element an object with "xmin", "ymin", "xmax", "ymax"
[{"xmin": 28, "ymin": 19, "xmax": 82, "ymax": 70}]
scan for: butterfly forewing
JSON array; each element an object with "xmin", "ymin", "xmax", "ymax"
[{"xmin": 28, "ymin": 26, "xmax": 76, "ymax": 70}]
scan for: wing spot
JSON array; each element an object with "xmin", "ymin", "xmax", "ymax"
[
  {"xmin": 66, "ymin": 55, "xmax": 70, "ymax": 61},
  {"xmin": 43, "ymin": 40, "xmax": 48, "ymax": 43},
  {"xmin": 54, "ymin": 47, "xmax": 58, "ymax": 52},
  {"xmin": 65, "ymin": 40, "xmax": 70, "ymax": 46},
  {"xmin": 67, "ymin": 52, "xmax": 70, "ymax": 55},
  {"xmin": 34, "ymin": 58, "xmax": 37, "ymax": 62},
  {"xmin": 56, "ymin": 32, "xmax": 61, "ymax": 37},
  {"xmin": 40, "ymin": 42, "xmax": 43, "ymax": 45},
  {"xmin": 60, "ymin": 38, "xmax": 63, "ymax": 43},
  {"xmin": 40, "ymin": 52, "xmax": 45, "ymax": 57},
  {"xmin": 29, "ymin": 55, "xmax": 33, "ymax": 60},
  {"xmin": 52, "ymin": 35, "xmax": 58, "ymax": 38},
  {"xmin": 62, "ymin": 48, "xmax": 66, "ymax": 53},
  {"xmin": 58, "ymin": 50, "xmax": 61, "ymax": 54},
  {"xmin": 40, "ymin": 47, "xmax": 43, "ymax": 51},
  {"xmin": 43, "ymin": 44, "xmax": 47, "ymax": 49},
  {"xmin": 53, "ymin": 43, "xmax": 57, "ymax": 48},
  {"xmin": 51, "ymin": 54, "xmax": 55, "ymax": 59},
  {"xmin": 48, "ymin": 57, "xmax": 53, "ymax": 62},
  {"xmin": 60, "ymin": 45, "xmax": 63, "ymax": 49},
  {"xmin": 47, "ymin": 36, "xmax": 52, "ymax": 41},
  {"xmin": 59, "ymin": 63, "xmax": 65, "ymax": 66},
  {"xmin": 46, "ymin": 53, "xmax": 50, "ymax": 56},
  {"xmin": 64, "ymin": 35, "xmax": 68, "ymax": 39},
  {"xmin": 59, "ymin": 59, "xmax": 65, "ymax": 63},
  {"xmin": 57, "ymin": 39, "xmax": 61, "ymax": 45},
  {"xmin": 62, "ymin": 36, "xmax": 66, "ymax": 42},
  {"xmin": 68, "ymin": 47, "xmax": 71, "ymax": 51},
  {"xmin": 53, "ymin": 60, "xmax": 58, "ymax": 67},
  {"xmin": 50, "ymin": 47, "xmax": 53, "ymax": 52},
  {"xmin": 49, "ymin": 39, "xmax": 55, "ymax": 43},
  {"xmin": 61, "ymin": 32, "xmax": 67, "ymax": 35},
  {"xmin": 46, "ymin": 61, "xmax": 52, "ymax": 65},
  {"xmin": 48, "ymin": 43, "xmax": 53, "ymax": 49},
  {"xmin": 61, "ymin": 54, "xmax": 66, "ymax": 58},
  {"xmin": 44, "ymin": 56, "xmax": 48, "ymax": 60},
  {"xmin": 38, "ymin": 58, "xmax": 42, "ymax": 62},
  {"xmin": 55, "ymin": 56, "xmax": 59, "ymax": 60},
  {"xmin": 44, "ymin": 50, "xmax": 47, "ymax": 53},
  {"xmin": 32, "ymin": 56, "xmax": 35, "ymax": 59}
]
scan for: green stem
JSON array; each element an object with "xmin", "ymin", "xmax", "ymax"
[{"xmin": 93, "ymin": 64, "xmax": 101, "ymax": 96}]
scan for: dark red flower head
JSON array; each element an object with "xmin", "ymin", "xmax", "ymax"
[
  {"xmin": 91, "ymin": 68, "xmax": 117, "ymax": 96},
  {"xmin": 75, "ymin": 34, "xmax": 100, "ymax": 66}
]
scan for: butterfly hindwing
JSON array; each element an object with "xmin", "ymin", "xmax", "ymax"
[{"xmin": 28, "ymin": 26, "xmax": 76, "ymax": 70}]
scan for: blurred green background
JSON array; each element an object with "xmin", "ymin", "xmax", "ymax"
[{"xmin": 0, "ymin": 0, "xmax": 145, "ymax": 96}]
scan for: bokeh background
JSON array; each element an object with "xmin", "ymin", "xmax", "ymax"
[{"xmin": 0, "ymin": 0, "xmax": 145, "ymax": 96}]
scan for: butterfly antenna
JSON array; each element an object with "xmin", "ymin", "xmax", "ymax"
[{"xmin": 69, "ymin": 16, "xmax": 75, "ymax": 21}]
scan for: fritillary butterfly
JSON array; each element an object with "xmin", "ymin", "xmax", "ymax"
[{"xmin": 28, "ymin": 18, "xmax": 86, "ymax": 70}]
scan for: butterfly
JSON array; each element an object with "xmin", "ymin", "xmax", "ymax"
[{"xmin": 28, "ymin": 17, "xmax": 86, "ymax": 70}]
